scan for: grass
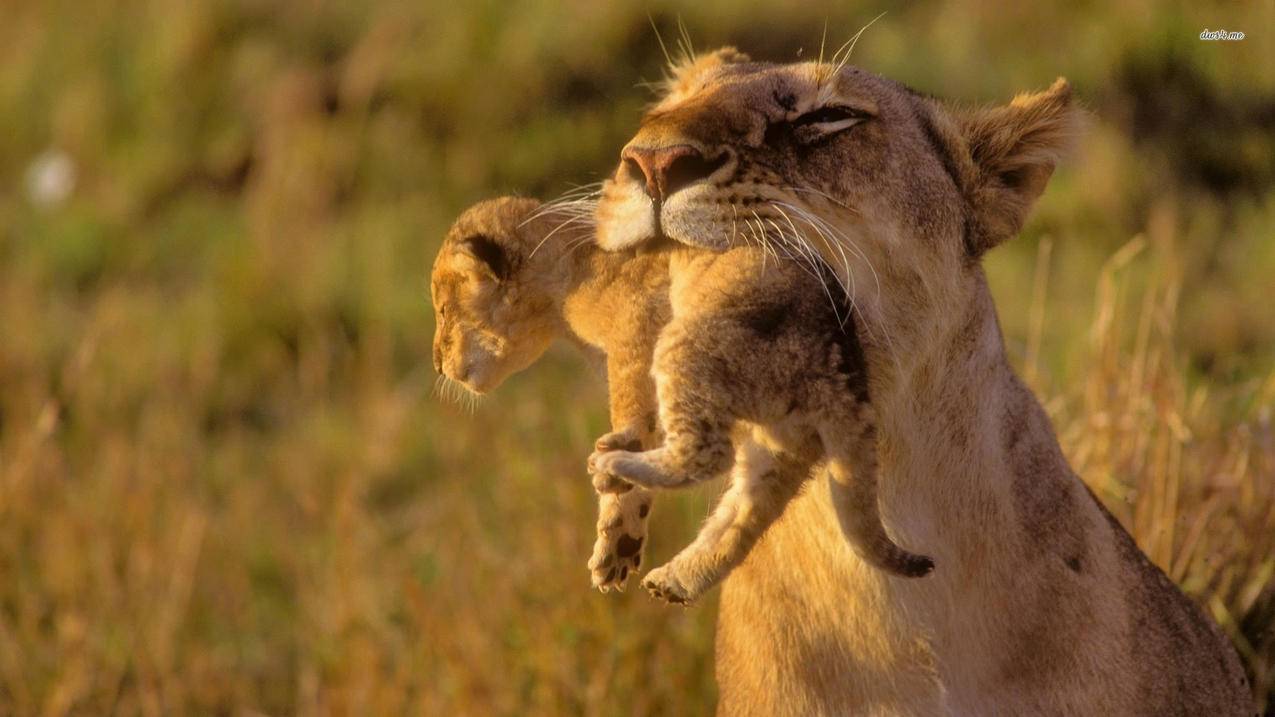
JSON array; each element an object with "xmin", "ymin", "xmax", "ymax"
[{"xmin": 0, "ymin": 0, "xmax": 1272, "ymax": 714}]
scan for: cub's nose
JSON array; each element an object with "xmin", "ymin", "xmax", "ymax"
[{"xmin": 621, "ymin": 144, "xmax": 725, "ymax": 202}]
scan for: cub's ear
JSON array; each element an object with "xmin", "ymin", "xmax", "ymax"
[
  {"xmin": 955, "ymin": 78, "xmax": 1084, "ymax": 256},
  {"xmin": 459, "ymin": 234, "xmax": 511, "ymax": 282}
]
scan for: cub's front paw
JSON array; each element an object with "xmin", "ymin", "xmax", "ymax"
[
  {"xmin": 589, "ymin": 492, "xmax": 652, "ymax": 592},
  {"xmin": 588, "ymin": 428, "xmax": 644, "ymax": 494},
  {"xmin": 642, "ymin": 562, "xmax": 700, "ymax": 606},
  {"xmin": 594, "ymin": 427, "xmax": 643, "ymax": 454},
  {"xmin": 588, "ymin": 452, "xmax": 640, "ymax": 494},
  {"xmin": 588, "ymin": 464, "xmax": 633, "ymax": 494}
]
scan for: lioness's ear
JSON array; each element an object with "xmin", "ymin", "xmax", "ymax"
[
  {"xmin": 956, "ymin": 78, "xmax": 1082, "ymax": 256},
  {"xmin": 459, "ymin": 234, "xmax": 510, "ymax": 282}
]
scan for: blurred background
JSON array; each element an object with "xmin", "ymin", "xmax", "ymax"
[{"xmin": 0, "ymin": 0, "xmax": 1272, "ymax": 714}]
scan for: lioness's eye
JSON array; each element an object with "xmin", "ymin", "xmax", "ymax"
[
  {"xmin": 792, "ymin": 105, "xmax": 868, "ymax": 127},
  {"xmin": 764, "ymin": 104, "xmax": 872, "ymax": 146},
  {"xmin": 790, "ymin": 105, "xmax": 872, "ymax": 138}
]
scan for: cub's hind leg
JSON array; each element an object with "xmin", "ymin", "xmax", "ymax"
[
  {"xmin": 643, "ymin": 429, "xmax": 814, "ymax": 605},
  {"xmin": 588, "ymin": 345, "xmax": 736, "ymax": 492},
  {"xmin": 588, "ymin": 415, "xmax": 733, "ymax": 491},
  {"xmin": 589, "ymin": 341, "xmax": 662, "ymax": 592},
  {"xmin": 588, "ymin": 427, "xmax": 653, "ymax": 592}
]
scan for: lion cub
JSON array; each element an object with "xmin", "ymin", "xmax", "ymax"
[
  {"xmin": 587, "ymin": 244, "xmax": 935, "ymax": 603},
  {"xmin": 432, "ymin": 197, "xmax": 932, "ymax": 605},
  {"xmin": 430, "ymin": 196, "xmax": 667, "ymax": 592}
]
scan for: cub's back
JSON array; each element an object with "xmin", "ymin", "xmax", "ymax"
[
  {"xmin": 669, "ymin": 246, "xmax": 860, "ymax": 344},
  {"xmin": 665, "ymin": 245, "xmax": 871, "ymax": 407},
  {"xmin": 563, "ymin": 246, "xmax": 675, "ymax": 353}
]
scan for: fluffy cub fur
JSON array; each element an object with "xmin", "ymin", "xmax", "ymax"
[
  {"xmin": 430, "ymin": 196, "xmax": 666, "ymax": 591},
  {"xmin": 589, "ymin": 245, "xmax": 933, "ymax": 604},
  {"xmin": 430, "ymin": 197, "xmax": 931, "ymax": 606}
]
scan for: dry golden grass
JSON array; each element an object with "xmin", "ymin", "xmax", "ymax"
[
  {"xmin": 2, "ymin": 220, "xmax": 1269, "ymax": 715},
  {"xmin": 0, "ymin": 1, "xmax": 1271, "ymax": 714},
  {"xmin": 1026, "ymin": 230, "xmax": 1275, "ymax": 705}
]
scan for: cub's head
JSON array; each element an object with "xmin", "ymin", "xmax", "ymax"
[
  {"xmin": 430, "ymin": 196, "xmax": 567, "ymax": 395},
  {"xmin": 596, "ymin": 47, "xmax": 1081, "ymax": 315}
]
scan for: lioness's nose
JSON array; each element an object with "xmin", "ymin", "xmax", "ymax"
[{"xmin": 621, "ymin": 144, "xmax": 723, "ymax": 202}]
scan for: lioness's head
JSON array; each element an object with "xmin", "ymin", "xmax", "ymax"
[
  {"xmin": 430, "ymin": 197, "xmax": 564, "ymax": 394},
  {"xmin": 596, "ymin": 48, "xmax": 1080, "ymax": 338}
]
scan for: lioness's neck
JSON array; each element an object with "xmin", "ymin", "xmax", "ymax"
[
  {"xmin": 717, "ymin": 274, "xmax": 1118, "ymax": 713},
  {"xmin": 875, "ymin": 271, "xmax": 1013, "ymax": 512}
]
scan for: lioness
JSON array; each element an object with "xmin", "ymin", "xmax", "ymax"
[
  {"xmin": 430, "ymin": 197, "xmax": 930, "ymax": 603},
  {"xmin": 594, "ymin": 48, "xmax": 1252, "ymax": 715}
]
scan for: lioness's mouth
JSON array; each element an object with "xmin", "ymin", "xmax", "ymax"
[{"xmin": 636, "ymin": 233, "xmax": 679, "ymax": 253}]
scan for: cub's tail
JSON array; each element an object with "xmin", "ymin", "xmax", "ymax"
[{"xmin": 826, "ymin": 422, "xmax": 934, "ymax": 578}]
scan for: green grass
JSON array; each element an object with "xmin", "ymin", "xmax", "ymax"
[{"xmin": 0, "ymin": 1, "xmax": 1272, "ymax": 714}]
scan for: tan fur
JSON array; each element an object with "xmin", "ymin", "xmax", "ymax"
[
  {"xmin": 595, "ymin": 50, "xmax": 1252, "ymax": 715},
  {"xmin": 432, "ymin": 197, "xmax": 931, "ymax": 602},
  {"xmin": 430, "ymin": 197, "xmax": 666, "ymax": 590},
  {"xmin": 588, "ymin": 243, "xmax": 935, "ymax": 605}
]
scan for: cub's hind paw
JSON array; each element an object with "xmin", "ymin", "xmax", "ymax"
[
  {"xmin": 642, "ymin": 563, "xmax": 699, "ymax": 606},
  {"xmin": 588, "ymin": 492, "xmax": 652, "ymax": 593},
  {"xmin": 588, "ymin": 532, "xmax": 643, "ymax": 592}
]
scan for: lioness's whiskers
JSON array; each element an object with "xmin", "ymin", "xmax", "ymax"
[
  {"xmin": 519, "ymin": 185, "xmax": 601, "ymax": 261},
  {"xmin": 519, "ymin": 183, "xmax": 602, "ymax": 228},
  {"xmin": 774, "ymin": 200, "xmax": 881, "ymax": 302},
  {"xmin": 646, "ymin": 11, "xmax": 675, "ymax": 69},
  {"xmin": 782, "ymin": 186, "xmax": 859, "ymax": 215},
  {"xmin": 553, "ymin": 181, "xmax": 606, "ymax": 199},
  {"xmin": 522, "ymin": 196, "xmax": 599, "ymax": 223},
  {"xmin": 821, "ymin": 12, "xmax": 886, "ymax": 89},
  {"xmin": 758, "ymin": 202, "xmax": 902, "ymax": 371},
  {"xmin": 775, "ymin": 205, "xmax": 861, "ymax": 330},
  {"xmin": 564, "ymin": 233, "xmax": 598, "ymax": 257},
  {"xmin": 770, "ymin": 200, "xmax": 902, "ymax": 375},
  {"xmin": 776, "ymin": 205, "xmax": 853, "ymax": 296},
  {"xmin": 749, "ymin": 213, "xmax": 782, "ymax": 266},
  {"xmin": 529, "ymin": 213, "xmax": 592, "ymax": 258},
  {"xmin": 753, "ymin": 211, "xmax": 848, "ymax": 327},
  {"xmin": 797, "ymin": 213, "xmax": 856, "ymax": 299},
  {"xmin": 525, "ymin": 201, "xmax": 598, "ymax": 259},
  {"xmin": 779, "ymin": 222, "xmax": 851, "ymax": 328}
]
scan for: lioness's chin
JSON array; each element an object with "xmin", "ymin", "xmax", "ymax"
[
  {"xmin": 666, "ymin": 226, "xmax": 730, "ymax": 250},
  {"xmin": 597, "ymin": 223, "xmax": 730, "ymax": 253}
]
